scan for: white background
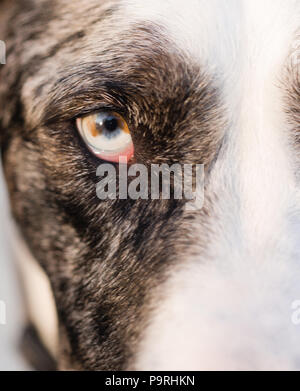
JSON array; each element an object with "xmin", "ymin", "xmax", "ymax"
[{"xmin": 0, "ymin": 165, "xmax": 29, "ymax": 370}]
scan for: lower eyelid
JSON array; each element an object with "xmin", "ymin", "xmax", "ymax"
[{"xmin": 93, "ymin": 143, "xmax": 135, "ymax": 163}]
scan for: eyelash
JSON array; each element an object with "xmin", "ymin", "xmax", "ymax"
[{"xmin": 72, "ymin": 104, "xmax": 126, "ymax": 122}]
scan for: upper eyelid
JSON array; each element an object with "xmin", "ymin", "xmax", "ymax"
[
  {"xmin": 76, "ymin": 104, "xmax": 127, "ymax": 122},
  {"xmin": 43, "ymin": 99, "xmax": 128, "ymax": 127},
  {"xmin": 41, "ymin": 75, "xmax": 132, "ymax": 126}
]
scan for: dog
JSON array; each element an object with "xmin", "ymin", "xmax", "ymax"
[{"xmin": 0, "ymin": 0, "xmax": 300, "ymax": 371}]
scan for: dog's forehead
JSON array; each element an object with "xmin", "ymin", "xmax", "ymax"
[
  {"xmin": 121, "ymin": 0, "xmax": 239, "ymax": 70},
  {"xmin": 46, "ymin": 0, "xmax": 299, "ymax": 69},
  {"xmin": 18, "ymin": 0, "xmax": 299, "ymax": 130},
  {"xmin": 121, "ymin": 0, "xmax": 299, "ymax": 69}
]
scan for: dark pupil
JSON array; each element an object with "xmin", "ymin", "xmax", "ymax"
[{"xmin": 103, "ymin": 116, "xmax": 119, "ymax": 132}]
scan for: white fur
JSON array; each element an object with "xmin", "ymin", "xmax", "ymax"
[{"xmin": 127, "ymin": 0, "xmax": 300, "ymax": 370}]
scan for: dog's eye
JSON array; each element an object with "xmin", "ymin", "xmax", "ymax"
[{"xmin": 76, "ymin": 112, "xmax": 134, "ymax": 162}]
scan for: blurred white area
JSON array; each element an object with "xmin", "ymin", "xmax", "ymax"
[{"xmin": 0, "ymin": 164, "xmax": 30, "ymax": 370}]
